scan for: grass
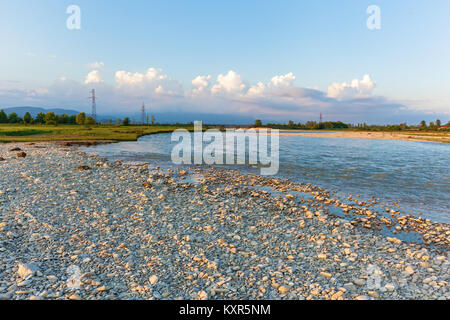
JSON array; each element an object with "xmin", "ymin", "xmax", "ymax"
[
  {"xmin": 1, "ymin": 124, "xmax": 448, "ymax": 143},
  {"xmin": 0, "ymin": 124, "xmax": 194, "ymax": 142}
]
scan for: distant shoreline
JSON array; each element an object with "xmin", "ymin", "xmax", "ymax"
[{"xmin": 250, "ymin": 128, "xmax": 450, "ymax": 144}]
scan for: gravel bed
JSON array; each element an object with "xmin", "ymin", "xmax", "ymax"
[{"xmin": 0, "ymin": 142, "xmax": 448, "ymax": 300}]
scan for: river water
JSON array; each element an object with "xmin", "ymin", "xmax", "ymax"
[{"xmin": 82, "ymin": 132, "xmax": 450, "ymax": 223}]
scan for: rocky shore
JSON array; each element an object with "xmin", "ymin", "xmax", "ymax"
[{"xmin": 0, "ymin": 142, "xmax": 448, "ymax": 300}]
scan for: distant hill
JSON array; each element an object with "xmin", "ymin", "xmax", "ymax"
[
  {"xmin": 0, "ymin": 107, "xmax": 255, "ymax": 125},
  {"xmin": 0, "ymin": 107, "xmax": 80, "ymax": 118}
]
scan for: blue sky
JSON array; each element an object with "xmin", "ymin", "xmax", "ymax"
[{"xmin": 0, "ymin": 0, "xmax": 449, "ymax": 123}]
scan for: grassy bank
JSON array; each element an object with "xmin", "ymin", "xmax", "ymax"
[{"xmin": 0, "ymin": 124, "xmax": 194, "ymax": 142}]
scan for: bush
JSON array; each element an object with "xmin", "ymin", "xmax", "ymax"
[
  {"xmin": 85, "ymin": 116, "xmax": 96, "ymax": 125},
  {"xmin": 76, "ymin": 112, "xmax": 86, "ymax": 125}
]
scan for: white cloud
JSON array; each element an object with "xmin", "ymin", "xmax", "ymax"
[
  {"xmin": 114, "ymin": 70, "xmax": 145, "ymax": 86},
  {"xmin": 4, "ymin": 69, "xmax": 437, "ymax": 124},
  {"xmin": 114, "ymin": 68, "xmax": 170, "ymax": 87},
  {"xmin": 191, "ymin": 75, "xmax": 211, "ymax": 95},
  {"xmin": 87, "ymin": 61, "xmax": 105, "ymax": 69},
  {"xmin": 84, "ymin": 70, "xmax": 103, "ymax": 84},
  {"xmin": 114, "ymin": 68, "xmax": 182, "ymax": 96},
  {"xmin": 247, "ymin": 73, "xmax": 297, "ymax": 97},
  {"xmin": 247, "ymin": 82, "xmax": 267, "ymax": 97},
  {"xmin": 192, "ymin": 75, "xmax": 211, "ymax": 89},
  {"xmin": 269, "ymin": 72, "xmax": 296, "ymax": 88},
  {"xmin": 211, "ymin": 70, "xmax": 246, "ymax": 95},
  {"xmin": 117, "ymin": 68, "xmax": 168, "ymax": 86},
  {"xmin": 327, "ymin": 74, "xmax": 376, "ymax": 100}
]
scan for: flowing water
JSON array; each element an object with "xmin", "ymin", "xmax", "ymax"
[{"xmin": 82, "ymin": 132, "xmax": 450, "ymax": 223}]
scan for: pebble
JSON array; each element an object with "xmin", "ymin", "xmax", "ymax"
[
  {"xmin": 385, "ymin": 284, "xmax": 396, "ymax": 292},
  {"xmin": 0, "ymin": 142, "xmax": 447, "ymax": 301},
  {"xmin": 353, "ymin": 279, "xmax": 365, "ymax": 287},
  {"xmin": 149, "ymin": 275, "xmax": 158, "ymax": 285}
]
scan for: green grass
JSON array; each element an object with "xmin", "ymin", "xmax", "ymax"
[{"xmin": 0, "ymin": 124, "xmax": 194, "ymax": 142}]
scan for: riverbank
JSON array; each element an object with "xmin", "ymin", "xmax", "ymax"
[
  {"xmin": 0, "ymin": 142, "xmax": 448, "ymax": 300},
  {"xmin": 276, "ymin": 130, "xmax": 450, "ymax": 144},
  {"xmin": 0, "ymin": 124, "xmax": 193, "ymax": 143}
]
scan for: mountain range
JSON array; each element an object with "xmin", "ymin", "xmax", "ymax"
[{"xmin": 0, "ymin": 106, "xmax": 255, "ymax": 124}]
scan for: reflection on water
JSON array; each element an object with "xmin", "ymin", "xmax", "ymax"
[{"xmin": 82, "ymin": 133, "xmax": 450, "ymax": 223}]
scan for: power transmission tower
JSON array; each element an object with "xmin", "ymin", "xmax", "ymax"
[
  {"xmin": 320, "ymin": 112, "xmax": 323, "ymax": 123},
  {"xmin": 141, "ymin": 102, "xmax": 145, "ymax": 125},
  {"xmin": 88, "ymin": 89, "xmax": 97, "ymax": 121}
]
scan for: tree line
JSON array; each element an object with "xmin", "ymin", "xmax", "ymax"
[
  {"xmin": 0, "ymin": 110, "xmax": 98, "ymax": 125},
  {"xmin": 0, "ymin": 109, "xmax": 157, "ymax": 127},
  {"xmin": 253, "ymin": 119, "xmax": 449, "ymax": 131},
  {"xmin": 254, "ymin": 119, "xmax": 349, "ymax": 130}
]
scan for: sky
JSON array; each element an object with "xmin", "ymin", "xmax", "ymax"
[{"xmin": 0, "ymin": 0, "xmax": 449, "ymax": 124}]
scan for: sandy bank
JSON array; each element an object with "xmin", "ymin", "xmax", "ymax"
[{"xmin": 249, "ymin": 129, "xmax": 450, "ymax": 143}]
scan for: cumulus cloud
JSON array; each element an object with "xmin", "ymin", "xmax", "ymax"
[
  {"xmin": 115, "ymin": 68, "xmax": 168, "ymax": 87},
  {"xmin": 84, "ymin": 70, "xmax": 103, "ymax": 84},
  {"xmin": 269, "ymin": 72, "xmax": 296, "ymax": 88},
  {"xmin": 247, "ymin": 82, "xmax": 267, "ymax": 97},
  {"xmin": 114, "ymin": 68, "xmax": 182, "ymax": 96},
  {"xmin": 3, "ymin": 68, "xmax": 439, "ymax": 124},
  {"xmin": 327, "ymin": 74, "xmax": 376, "ymax": 100},
  {"xmin": 247, "ymin": 72, "xmax": 297, "ymax": 97},
  {"xmin": 87, "ymin": 62, "xmax": 105, "ymax": 69},
  {"xmin": 191, "ymin": 75, "xmax": 211, "ymax": 95},
  {"xmin": 211, "ymin": 70, "xmax": 246, "ymax": 95},
  {"xmin": 114, "ymin": 70, "xmax": 145, "ymax": 86}
]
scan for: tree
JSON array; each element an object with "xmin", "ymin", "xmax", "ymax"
[
  {"xmin": 116, "ymin": 118, "xmax": 121, "ymax": 126},
  {"xmin": 151, "ymin": 115, "xmax": 155, "ymax": 125},
  {"xmin": 0, "ymin": 110, "xmax": 7, "ymax": 123},
  {"xmin": 288, "ymin": 120, "xmax": 294, "ymax": 129},
  {"xmin": 23, "ymin": 112, "xmax": 32, "ymax": 124},
  {"xmin": 69, "ymin": 115, "xmax": 77, "ymax": 124},
  {"xmin": 35, "ymin": 112, "xmax": 45, "ymax": 124},
  {"xmin": 76, "ymin": 112, "xmax": 86, "ymax": 125},
  {"xmin": 254, "ymin": 119, "xmax": 262, "ymax": 127},
  {"xmin": 436, "ymin": 119, "xmax": 441, "ymax": 128},
  {"xmin": 60, "ymin": 114, "xmax": 69, "ymax": 124},
  {"xmin": 8, "ymin": 112, "xmax": 21, "ymax": 123},
  {"xmin": 305, "ymin": 121, "xmax": 317, "ymax": 129},
  {"xmin": 420, "ymin": 120, "xmax": 427, "ymax": 128},
  {"xmin": 84, "ymin": 116, "xmax": 96, "ymax": 125},
  {"xmin": 122, "ymin": 117, "xmax": 130, "ymax": 126},
  {"xmin": 44, "ymin": 112, "xmax": 57, "ymax": 125}
]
